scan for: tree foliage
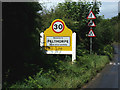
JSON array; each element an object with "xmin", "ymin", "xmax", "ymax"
[
  {"xmin": 3, "ymin": 2, "xmax": 42, "ymax": 85},
  {"xmin": 41, "ymin": 1, "xmax": 102, "ymax": 53}
]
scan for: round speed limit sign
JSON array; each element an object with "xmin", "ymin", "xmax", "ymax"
[{"xmin": 52, "ymin": 20, "xmax": 65, "ymax": 33}]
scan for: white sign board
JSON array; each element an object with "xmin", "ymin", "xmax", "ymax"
[
  {"xmin": 40, "ymin": 32, "xmax": 76, "ymax": 63},
  {"xmin": 46, "ymin": 37, "xmax": 70, "ymax": 46}
]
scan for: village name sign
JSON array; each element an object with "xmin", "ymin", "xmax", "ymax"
[{"xmin": 40, "ymin": 19, "xmax": 76, "ymax": 63}]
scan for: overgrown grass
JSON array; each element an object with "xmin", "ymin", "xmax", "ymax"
[{"xmin": 9, "ymin": 54, "xmax": 110, "ymax": 88}]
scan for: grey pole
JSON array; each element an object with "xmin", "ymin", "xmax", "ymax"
[
  {"xmin": 90, "ymin": 37, "xmax": 92, "ymax": 54},
  {"xmin": 90, "ymin": 27, "xmax": 92, "ymax": 54}
]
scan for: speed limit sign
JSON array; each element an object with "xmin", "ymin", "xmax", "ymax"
[
  {"xmin": 52, "ymin": 20, "xmax": 65, "ymax": 33},
  {"xmin": 42, "ymin": 19, "xmax": 76, "ymax": 63}
]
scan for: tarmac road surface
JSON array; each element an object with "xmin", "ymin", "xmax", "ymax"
[{"xmin": 82, "ymin": 43, "xmax": 120, "ymax": 88}]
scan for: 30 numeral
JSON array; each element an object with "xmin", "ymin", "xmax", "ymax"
[{"xmin": 54, "ymin": 24, "xmax": 63, "ymax": 30}]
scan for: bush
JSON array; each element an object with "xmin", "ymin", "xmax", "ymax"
[
  {"xmin": 77, "ymin": 43, "xmax": 89, "ymax": 56},
  {"xmin": 98, "ymin": 45, "xmax": 114, "ymax": 60},
  {"xmin": 9, "ymin": 54, "xmax": 110, "ymax": 88}
]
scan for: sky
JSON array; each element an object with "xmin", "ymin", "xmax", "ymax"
[
  {"xmin": 99, "ymin": 2, "xmax": 118, "ymax": 19},
  {"xmin": 39, "ymin": 0, "xmax": 120, "ymax": 19},
  {"xmin": 39, "ymin": 0, "xmax": 120, "ymax": 3}
]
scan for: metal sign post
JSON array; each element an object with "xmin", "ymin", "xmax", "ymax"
[
  {"xmin": 90, "ymin": 27, "xmax": 92, "ymax": 54},
  {"xmin": 90, "ymin": 37, "xmax": 92, "ymax": 54},
  {"xmin": 88, "ymin": 27, "xmax": 96, "ymax": 54},
  {"xmin": 87, "ymin": 10, "xmax": 96, "ymax": 54}
]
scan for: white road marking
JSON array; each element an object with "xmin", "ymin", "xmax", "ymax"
[
  {"xmin": 109, "ymin": 62, "xmax": 120, "ymax": 65},
  {"xmin": 113, "ymin": 63, "xmax": 116, "ymax": 65},
  {"xmin": 109, "ymin": 62, "xmax": 113, "ymax": 65}
]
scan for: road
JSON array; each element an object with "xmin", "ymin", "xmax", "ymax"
[{"xmin": 82, "ymin": 43, "xmax": 120, "ymax": 88}]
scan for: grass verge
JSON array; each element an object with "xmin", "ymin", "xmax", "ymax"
[{"xmin": 9, "ymin": 54, "xmax": 110, "ymax": 88}]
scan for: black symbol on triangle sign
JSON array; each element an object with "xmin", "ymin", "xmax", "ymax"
[
  {"xmin": 88, "ymin": 20, "xmax": 96, "ymax": 27},
  {"xmin": 87, "ymin": 11, "xmax": 96, "ymax": 19},
  {"xmin": 90, "ymin": 13, "xmax": 92, "ymax": 17},
  {"xmin": 89, "ymin": 31, "xmax": 93, "ymax": 36},
  {"xmin": 88, "ymin": 29, "xmax": 96, "ymax": 37}
]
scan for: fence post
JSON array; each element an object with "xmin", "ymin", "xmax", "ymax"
[
  {"xmin": 72, "ymin": 32, "xmax": 76, "ymax": 63},
  {"xmin": 40, "ymin": 32, "xmax": 44, "ymax": 50}
]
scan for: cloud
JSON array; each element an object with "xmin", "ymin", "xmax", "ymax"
[
  {"xmin": 39, "ymin": 0, "xmax": 64, "ymax": 3},
  {"xmin": 99, "ymin": 0, "xmax": 119, "ymax": 2},
  {"xmin": 99, "ymin": 2, "xmax": 118, "ymax": 19}
]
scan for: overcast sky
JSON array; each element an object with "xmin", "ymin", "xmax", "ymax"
[
  {"xmin": 39, "ymin": 0, "xmax": 120, "ymax": 19},
  {"xmin": 99, "ymin": 2, "xmax": 118, "ymax": 19},
  {"xmin": 39, "ymin": 0, "xmax": 120, "ymax": 3}
]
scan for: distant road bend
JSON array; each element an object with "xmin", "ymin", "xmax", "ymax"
[{"xmin": 82, "ymin": 43, "xmax": 120, "ymax": 88}]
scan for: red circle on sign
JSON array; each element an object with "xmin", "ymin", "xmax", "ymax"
[{"xmin": 52, "ymin": 20, "xmax": 65, "ymax": 33}]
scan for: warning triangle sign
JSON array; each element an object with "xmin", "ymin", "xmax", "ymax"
[
  {"xmin": 88, "ymin": 20, "xmax": 96, "ymax": 27},
  {"xmin": 87, "ymin": 11, "xmax": 96, "ymax": 19},
  {"xmin": 88, "ymin": 29, "xmax": 96, "ymax": 37}
]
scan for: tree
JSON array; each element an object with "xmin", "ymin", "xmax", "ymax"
[
  {"xmin": 2, "ymin": 2, "xmax": 42, "ymax": 85},
  {"xmin": 93, "ymin": 19, "xmax": 115, "ymax": 53},
  {"xmin": 41, "ymin": 1, "xmax": 101, "ymax": 51}
]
